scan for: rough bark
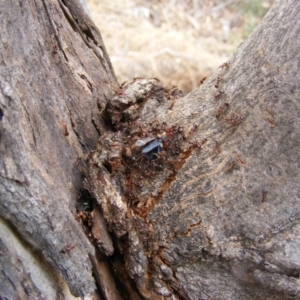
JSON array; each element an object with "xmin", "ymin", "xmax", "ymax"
[
  {"xmin": 1, "ymin": 0, "xmax": 300, "ymax": 300},
  {"xmin": 0, "ymin": 0, "xmax": 119, "ymax": 298}
]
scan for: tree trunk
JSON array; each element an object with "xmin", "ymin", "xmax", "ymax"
[{"xmin": 1, "ymin": 0, "xmax": 300, "ymax": 299}]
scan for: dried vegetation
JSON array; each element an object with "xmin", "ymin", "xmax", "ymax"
[{"xmin": 88, "ymin": 0, "xmax": 274, "ymax": 92}]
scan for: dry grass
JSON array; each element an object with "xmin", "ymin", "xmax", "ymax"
[{"xmin": 87, "ymin": 0, "xmax": 274, "ymax": 92}]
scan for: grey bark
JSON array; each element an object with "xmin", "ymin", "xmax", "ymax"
[
  {"xmin": 1, "ymin": 0, "xmax": 300, "ymax": 300},
  {"xmin": 0, "ymin": 0, "xmax": 119, "ymax": 298}
]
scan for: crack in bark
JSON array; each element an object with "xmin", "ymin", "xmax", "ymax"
[
  {"xmin": 58, "ymin": 0, "xmax": 107, "ymax": 70},
  {"xmin": 91, "ymin": 117, "xmax": 101, "ymax": 136},
  {"xmin": 18, "ymin": 97, "xmax": 37, "ymax": 148},
  {"xmin": 0, "ymin": 174, "xmax": 27, "ymax": 185},
  {"xmin": 151, "ymin": 252, "xmax": 186, "ymax": 299},
  {"xmin": 41, "ymin": 0, "xmax": 69, "ymax": 62},
  {"xmin": 64, "ymin": 105, "xmax": 86, "ymax": 151},
  {"xmin": 77, "ymin": 73, "xmax": 93, "ymax": 92}
]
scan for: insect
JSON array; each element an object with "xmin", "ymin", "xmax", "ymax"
[
  {"xmin": 135, "ymin": 137, "xmax": 155, "ymax": 148},
  {"xmin": 261, "ymin": 190, "xmax": 268, "ymax": 202},
  {"xmin": 184, "ymin": 123, "xmax": 199, "ymax": 139},
  {"xmin": 215, "ymin": 76, "xmax": 222, "ymax": 89},
  {"xmin": 60, "ymin": 244, "xmax": 75, "ymax": 254},
  {"xmin": 215, "ymin": 141, "xmax": 221, "ymax": 154},
  {"xmin": 142, "ymin": 139, "xmax": 163, "ymax": 160},
  {"xmin": 214, "ymin": 90, "xmax": 224, "ymax": 99},
  {"xmin": 226, "ymin": 154, "xmax": 245, "ymax": 173},
  {"xmin": 77, "ymin": 211, "xmax": 94, "ymax": 227},
  {"xmin": 225, "ymin": 115, "xmax": 245, "ymax": 125},
  {"xmin": 62, "ymin": 123, "xmax": 69, "ymax": 136},
  {"xmin": 189, "ymin": 123, "xmax": 199, "ymax": 134},
  {"xmin": 200, "ymin": 77, "xmax": 207, "ymax": 85},
  {"xmin": 52, "ymin": 42, "xmax": 58, "ymax": 55},
  {"xmin": 227, "ymin": 160, "xmax": 237, "ymax": 172},
  {"xmin": 169, "ymin": 101, "xmax": 175, "ymax": 110},
  {"xmin": 189, "ymin": 138, "xmax": 208, "ymax": 149},
  {"xmin": 188, "ymin": 140, "xmax": 202, "ymax": 149},
  {"xmin": 135, "ymin": 137, "xmax": 163, "ymax": 160},
  {"xmin": 265, "ymin": 106, "xmax": 275, "ymax": 127},
  {"xmin": 219, "ymin": 62, "xmax": 229, "ymax": 69},
  {"xmin": 216, "ymin": 103, "xmax": 229, "ymax": 119}
]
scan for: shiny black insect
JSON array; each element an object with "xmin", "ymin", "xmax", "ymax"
[{"xmin": 136, "ymin": 138, "xmax": 163, "ymax": 160}]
